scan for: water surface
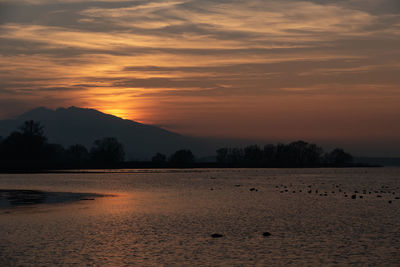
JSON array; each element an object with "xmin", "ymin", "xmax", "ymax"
[{"xmin": 0, "ymin": 168, "xmax": 399, "ymax": 266}]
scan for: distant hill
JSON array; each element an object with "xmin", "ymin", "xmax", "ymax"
[
  {"xmin": 3, "ymin": 107, "xmax": 394, "ymax": 163},
  {"xmin": 0, "ymin": 107, "xmax": 199, "ymax": 160}
]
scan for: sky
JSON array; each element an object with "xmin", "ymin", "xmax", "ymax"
[{"xmin": 0, "ymin": 0, "xmax": 399, "ymax": 156}]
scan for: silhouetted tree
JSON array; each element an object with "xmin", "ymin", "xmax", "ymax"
[
  {"xmin": 216, "ymin": 148, "xmax": 228, "ymax": 164},
  {"xmin": 275, "ymin": 143, "xmax": 289, "ymax": 167},
  {"xmin": 304, "ymin": 143, "xmax": 323, "ymax": 166},
  {"xmin": 67, "ymin": 144, "xmax": 89, "ymax": 164},
  {"xmin": 285, "ymin": 141, "xmax": 323, "ymax": 167},
  {"xmin": 44, "ymin": 143, "xmax": 66, "ymax": 163},
  {"xmin": 325, "ymin": 148, "xmax": 353, "ymax": 167},
  {"xmin": 214, "ymin": 141, "xmax": 345, "ymax": 168},
  {"xmin": 0, "ymin": 121, "xmax": 47, "ymax": 161},
  {"xmin": 169, "ymin": 149, "xmax": 194, "ymax": 165},
  {"xmin": 227, "ymin": 148, "xmax": 244, "ymax": 164},
  {"xmin": 90, "ymin": 137, "xmax": 125, "ymax": 165},
  {"xmin": 0, "ymin": 136, "xmax": 3, "ymax": 160},
  {"xmin": 263, "ymin": 144, "xmax": 276, "ymax": 166},
  {"xmin": 287, "ymin": 141, "xmax": 308, "ymax": 166},
  {"xmin": 152, "ymin": 152, "xmax": 166, "ymax": 163},
  {"xmin": 244, "ymin": 145, "xmax": 263, "ymax": 165},
  {"xmin": 19, "ymin": 120, "xmax": 45, "ymax": 137}
]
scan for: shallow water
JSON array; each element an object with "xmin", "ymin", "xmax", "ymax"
[{"xmin": 0, "ymin": 168, "xmax": 399, "ymax": 266}]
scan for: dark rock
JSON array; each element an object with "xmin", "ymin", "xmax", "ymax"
[
  {"xmin": 211, "ymin": 233, "xmax": 223, "ymax": 238},
  {"xmin": 351, "ymin": 195, "xmax": 356, "ymax": 199},
  {"xmin": 262, "ymin": 232, "xmax": 272, "ymax": 237},
  {"xmin": 388, "ymin": 200, "xmax": 392, "ymax": 204}
]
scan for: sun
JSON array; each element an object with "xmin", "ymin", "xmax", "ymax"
[
  {"xmin": 102, "ymin": 108, "xmax": 130, "ymax": 119},
  {"xmin": 85, "ymin": 91, "xmax": 136, "ymax": 120},
  {"xmin": 83, "ymin": 88, "xmax": 152, "ymax": 123}
]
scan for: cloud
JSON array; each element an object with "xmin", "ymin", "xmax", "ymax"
[{"xmin": 0, "ymin": 0, "xmax": 399, "ymax": 151}]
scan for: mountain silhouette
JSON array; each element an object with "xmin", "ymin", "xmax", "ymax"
[{"xmin": 0, "ymin": 107, "xmax": 195, "ymax": 159}]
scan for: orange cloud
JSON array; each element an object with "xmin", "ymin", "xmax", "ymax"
[{"xmin": 0, "ymin": 0, "xmax": 399, "ymax": 156}]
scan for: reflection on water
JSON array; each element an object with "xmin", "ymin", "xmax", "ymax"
[
  {"xmin": 0, "ymin": 189, "xmax": 47, "ymax": 206},
  {"xmin": 0, "ymin": 168, "xmax": 399, "ymax": 265},
  {"xmin": 0, "ymin": 189, "xmax": 109, "ymax": 207}
]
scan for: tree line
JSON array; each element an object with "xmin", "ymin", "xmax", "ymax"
[
  {"xmin": 0, "ymin": 120, "xmax": 196, "ymax": 170},
  {"xmin": 216, "ymin": 141, "xmax": 353, "ymax": 167},
  {"xmin": 0, "ymin": 120, "xmax": 125, "ymax": 170},
  {"xmin": 0, "ymin": 120, "xmax": 357, "ymax": 171}
]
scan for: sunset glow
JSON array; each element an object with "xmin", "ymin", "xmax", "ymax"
[{"xmin": 1, "ymin": 0, "xmax": 399, "ymax": 155}]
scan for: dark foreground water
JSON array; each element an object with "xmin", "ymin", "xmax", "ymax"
[{"xmin": 0, "ymin": 168, "xmax": 399, "ymax": 266}]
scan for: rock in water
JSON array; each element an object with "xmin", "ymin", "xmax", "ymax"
[{"xmin": 211, "ymin": 233, "xmax": 223, "ymax": 238}]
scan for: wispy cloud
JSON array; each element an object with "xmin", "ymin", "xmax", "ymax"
[{"xmin": 0, "ymin": 0, "xmax": 399, "ymax": 149}]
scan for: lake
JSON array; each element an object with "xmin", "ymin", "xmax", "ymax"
[{"xmin": 0, "ymin": 168, "xmax": 399, "ymax": 266}]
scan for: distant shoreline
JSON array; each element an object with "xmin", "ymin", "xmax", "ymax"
[{"xmin": 0, "ymin": 164, "xmax": 384, "ymax": 174}]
